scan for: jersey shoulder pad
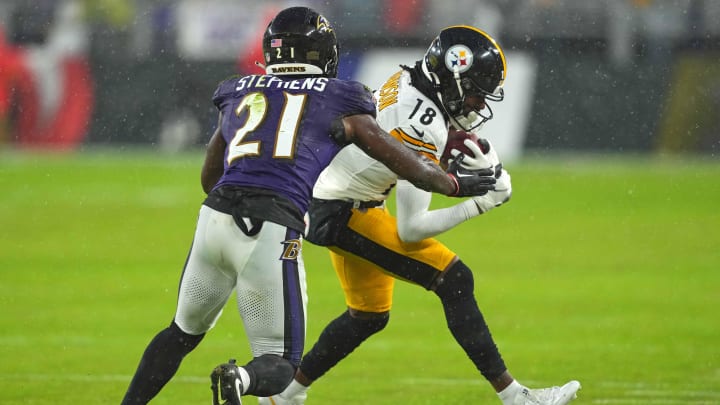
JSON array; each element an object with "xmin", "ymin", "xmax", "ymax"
[
  {"xmin": 212, "ymin": 74, "xmax": 242, "ymax": 108},
  {"xmin": 327, "ymin": 79, "xmax": 376, "ymax": 117}
]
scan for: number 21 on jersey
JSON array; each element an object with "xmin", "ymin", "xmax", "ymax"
[{"xmin": 226, "ymin": 92, "xmax": 306, "ymax": 165}]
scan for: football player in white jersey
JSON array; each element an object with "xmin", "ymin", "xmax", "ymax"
[{"xmin": 260, "ymin": 26, "xmax": 581, "ymax": 405}]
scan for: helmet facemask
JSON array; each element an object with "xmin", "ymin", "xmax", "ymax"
[{"xmin": 446, "ymin": 68, "xmax": 504, "ymax": 132}]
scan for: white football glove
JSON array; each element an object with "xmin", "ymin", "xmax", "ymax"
[
  {"xmin": 450, "ymin": 138, "xmax": 500, "ymax": 170},
  {"xmin": 472, "ymin": 168, "xmax": 512, "ymax": 214}
]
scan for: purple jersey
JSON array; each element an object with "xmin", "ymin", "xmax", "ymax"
[{"xmin": 211, "ymin": 74, "xmax": 375, "ymax": 214}]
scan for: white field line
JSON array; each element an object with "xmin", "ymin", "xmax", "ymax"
[
  {"xmin": 1, "ymin": 374, "xmax": 718, "ymax": 403},
  {"xmin": 0, "ymin": 373, "xmax": 207, "ymax": 384},
  {"xmin": 394, "ymin": 378, "xmax": 720, "ymax": 404},
  {"xmin": 590, "ymin": 401, "xmax": 717, "ymax": 405}
]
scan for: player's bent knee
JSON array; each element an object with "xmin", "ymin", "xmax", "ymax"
[
  {"xmin": 348, "ymin": 307, "xmax": 389, "ymax": 320},
  {"xmin": 243, "ymin": 354, "xmax": 296, "ymax": 396},
  {"xmin": 347, "ymin": 308, "xmax": 390, "ymax": 334},
  {"xmin": 173, "ymin": 312, "xmax": 217, "ymax": 335},
  {"xmin": 433, "ymin": 261, "xmax": 475, "ymax": 301},
  {"xmin": 169, "ymin": 321, "xmax": 205, "ymax": 345}
]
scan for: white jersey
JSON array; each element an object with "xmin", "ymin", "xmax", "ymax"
[{"xmin": 313, "ymin": 69, "xmax": 449, "ymax": 202}]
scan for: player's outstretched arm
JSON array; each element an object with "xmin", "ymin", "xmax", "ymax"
[
  {"xmin": 395, "ymin": 180, "xmax": 483, "ymax": 243},
  {"xmin": 341, "ymin": 114, "xmax": 494, "ymax": 197}
]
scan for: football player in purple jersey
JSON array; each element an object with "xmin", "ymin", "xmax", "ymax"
[{"xmin": 120, "ymin": 7, "xmax": 497, "ymax": 405}]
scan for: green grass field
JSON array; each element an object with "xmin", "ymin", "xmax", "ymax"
[{"xmin": 1, "ymin": 150, "xmax": 718, "ymax": 404}]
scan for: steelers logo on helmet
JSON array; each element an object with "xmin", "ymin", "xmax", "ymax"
[
  {"xmin": 421, "ymin": 26, "xmax": 506, "ymax": 132},
  {"xmin": 444, "ymin": 44, "xmax": 474, "ymax": 73}
]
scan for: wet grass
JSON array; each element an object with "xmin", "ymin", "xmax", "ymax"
[{"xmin": 1, "ymin": 150, "xmax": 718, "ymax": 404}]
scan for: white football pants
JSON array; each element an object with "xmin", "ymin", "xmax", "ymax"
[{"xmin": 174, "ymin": 205, "xmax": 307, "ymax": 362}]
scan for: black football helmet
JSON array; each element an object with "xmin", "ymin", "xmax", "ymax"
[
  {"xmin": 422, "ymin": 25, "xmax": 506, "ymax": 131},
  {"xmin": 262, "ymin": 7, "xmax": 339, "ymax": 78}
]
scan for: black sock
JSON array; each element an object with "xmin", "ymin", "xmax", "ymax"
[
  {"xmin": 443, "ymin": 294, "xmax": 507, "ymax": 379},
  {"xmin": 300, "ymin": 310, "xmax": 388, "ymax": 381},
  {"xmin": 121, "ymin": 322, "xmax": 204, "ymax": 404},
  {"xmin": 435, "ymin": 261, "xmax": 507, "ymax": 380}
]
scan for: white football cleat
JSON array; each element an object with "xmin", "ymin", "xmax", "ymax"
[
  {"xmin": 511, "ymin": 380, "xmax": 581, "ymax": 405},
  {"xmin": 257, "ymin": 392, "xmax": 307, "ymax": 405},
  {"xmin": 258, "ymin": 393, "xmax": 307, "ymax": 405}
]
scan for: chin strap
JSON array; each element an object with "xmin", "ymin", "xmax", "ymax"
[
  {"xmin": 452, "ymin": 64, "xmax": 465, "ymax": 103},
  {"xmin": 452, "ymin": 113, "xmax": 484, "ymax": 132}
]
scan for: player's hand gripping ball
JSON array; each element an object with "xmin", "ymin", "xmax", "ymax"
[{"xmin": 441, "ymin": 128, "xmax": 495, "ymax": 170}]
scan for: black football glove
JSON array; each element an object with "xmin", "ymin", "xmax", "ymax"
[{"xmin": 446, "ymin": 154, "xmax": 497, "ymax": 197}]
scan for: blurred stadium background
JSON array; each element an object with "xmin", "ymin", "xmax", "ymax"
[{"xmin": 1, "ymin": 0, "xmax": 719, "ymax": 157}]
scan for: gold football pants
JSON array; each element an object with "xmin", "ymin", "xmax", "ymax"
[{"xmin": 328, "ymin": 206, "xmax": 457, "ymax": 313}]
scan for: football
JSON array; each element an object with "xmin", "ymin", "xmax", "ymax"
[{"xmin": 440, "ymin": 128, "xmax": 489, "ymax": 166}]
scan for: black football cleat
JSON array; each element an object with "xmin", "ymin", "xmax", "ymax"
[{"xmin": 210, "ymin": 358, "xmax": 243, "ymax": 405}]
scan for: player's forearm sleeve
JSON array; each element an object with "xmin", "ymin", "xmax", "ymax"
[{"xmin": 396, "ymin": 180, "xmax": 481, "ymax": 243}]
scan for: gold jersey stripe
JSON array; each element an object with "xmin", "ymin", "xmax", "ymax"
[
  {"xmin": 390, "ymin": 128, "xmax": 439, "ymax": 164},
  {"xmin": 392, "ymin": 128, "xmax": 438, "ymax": 152}
]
